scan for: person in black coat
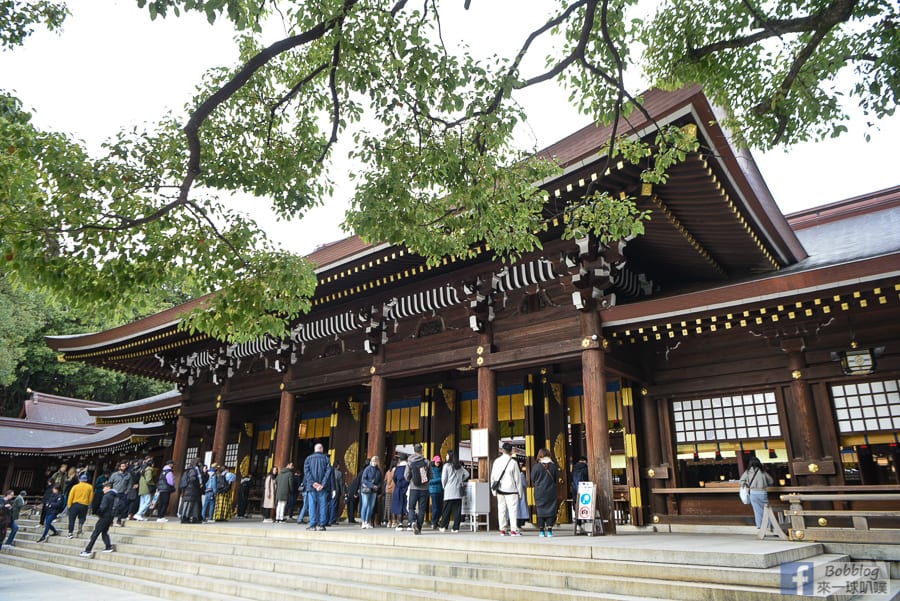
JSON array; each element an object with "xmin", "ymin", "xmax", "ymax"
[
  {"xmin": 571, "ymin": 456, "xmax": 589, "ymax": 534},
  {"xmin": 530, "ymin": 448, "xmax": 560, "ymax": 538},
  {"xmin": 81, "ymin": 482, "xmax": 117, "ymax": 556},
  {"xmin": 36, "ymin": 485, "xmax": 65, "ymax": 542},
  {"xmin": 179, "ymin": 459, "xmax": 203, "ymax": 523},
  {"xmin": 345, "ymin": 471, "xmax": 361, "ymax": 524}
]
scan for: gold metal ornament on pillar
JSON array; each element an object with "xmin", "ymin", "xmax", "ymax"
[{"xmin": 344, "ymin": 442, "xmax": 359, "ymax": 476}]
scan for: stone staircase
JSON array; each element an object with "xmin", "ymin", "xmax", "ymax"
[{"xmin": 1, "ymin": 517, "xmax": 893, "ymax": 601}]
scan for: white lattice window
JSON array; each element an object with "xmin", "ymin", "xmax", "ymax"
[
  {"xmin": 185, "ymin": 446, "xmax": 199, "ymax": 469},
  {"xmin": 831, "ymin": 379, "xmax": 900, "ymax": 433},
  {"xmin": 672, "ymin": 392, "xmax": 781, "ymax": 443},
  {"xmin": 224, "ymin": 443, "xmax": 239, "ymax": 468}
]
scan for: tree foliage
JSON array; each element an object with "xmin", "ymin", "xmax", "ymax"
[
  {"xmin": 0, "ymin": 273, "xmax": 171, "ymax": 418},
  {"xmin": 1, "ymin": 0, "xmax": 896, "ymax": 343}
]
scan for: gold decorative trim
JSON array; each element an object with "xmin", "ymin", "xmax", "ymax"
[
  {"xmin": 651, "ymin": 195, "xmax": 726, "ymax": 277},
  {"xmin": 607, "ymin": 284, "xmax": 894, "ymax": 345}
]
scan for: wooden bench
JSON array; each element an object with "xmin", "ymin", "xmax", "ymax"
[{"xmin": 780, "ymin": 492, "xmax": 900, "ymax": 543}]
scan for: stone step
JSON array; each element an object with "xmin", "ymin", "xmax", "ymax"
[
  {"xmin": 55, "ymin": 517, "xmax": 828, "ymax": 569},
  {"xmin": 19, "ymin": 518, "xmax": 818, "ymax": 574},
  {"xmin": 7, "ymin": 519, "xmax": 857, "ymax": 601},
  {"xmin": 5, "ymin": 539, "xmax": 666, "ymax": 601},
  {"xmin": 64, "ymin": 523, "xmax": 851, "ymax": 593}
]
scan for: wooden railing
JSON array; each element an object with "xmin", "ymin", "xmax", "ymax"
[
  {"xmin": 649, "ymin": 484, "xmax": 900, "ymax": 539},
  {"xmin": 780, "ymin": 490, "xmax": 900, "ymax": 543}
]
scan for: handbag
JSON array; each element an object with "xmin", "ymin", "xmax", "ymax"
[
  {"xmin": 361, "ymin": 485, "xmax": 372, "ymax": 494},
  {"xmin": 739, "ymin": 483, "xmax": 750, "ymax": 505},
  {"xmin": 739, "ymin": 468, "xmax": 755, "ymax": 505}
]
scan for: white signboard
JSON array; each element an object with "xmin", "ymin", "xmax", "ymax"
[
  {"xmin": 470, "ymin": 428, "xmax": 489, "ymax": 458},
  {"xmin": 576, "ymin": 481, "xmax": 596, "ymax": 520}
]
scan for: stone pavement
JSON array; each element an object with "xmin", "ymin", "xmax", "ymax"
[{"xmin": 0, "ymin": 562, "xmax": 160, "ymax": 601}]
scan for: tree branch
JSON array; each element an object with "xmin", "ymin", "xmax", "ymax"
[
  {"xmin": 686, "ymin": 0, "xmax": 858, "ymax": 60},
  {"xmin": 180, "ymin": 0, "xmax": 359, "ymax": 204},
  {"xmin": 266, "ymin": 60, "xmax": 331, "ymax": 145},
  {"xmin": 318, "ymin": 40, "xmax": 343, "ymax": 164}
]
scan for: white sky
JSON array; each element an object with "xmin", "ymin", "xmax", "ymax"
[{"xmin": 3, "ymin": 0, "xmax": 898, "ymax": 256}]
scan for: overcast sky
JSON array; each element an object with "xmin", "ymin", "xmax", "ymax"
[{"xmin": 3, "ymin": 0, "xmax": 898, "ymax": 256}]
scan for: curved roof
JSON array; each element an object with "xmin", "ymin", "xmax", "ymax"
[
  {"xmin": 45, "ymin": 86, "xmax": 814, "ymax": 380},
  {"xmin": 0, "ymin": 392, "xmax": 173, "ymax": 456}
]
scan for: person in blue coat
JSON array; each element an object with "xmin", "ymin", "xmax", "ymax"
[
  {"xmin": 391, "ymin": 454, "xmax": 409, "ymax": 530},
  {"xmin": 302, "ymin": 443, "xmax": 333, "ymax": 531},
  {"xmin": 428, "ymin": 455, "xmax": 444, "ymax": 530},
  {"xmin": 359, "ymin": 456, "xmax": 383, "ymax": 529}
]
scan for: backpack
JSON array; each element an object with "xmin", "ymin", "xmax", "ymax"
[
  {"xmin": 216, "ymin": 474, "xmax": 231, "ymax": 494},
  {"xmin": 110, "ymin": 491, "xmax": 123, "ymax": 517},
  {"xmin": 409, "ymin": 458, "xmax": 430, "ymax": 486},
  {"xmin": 157, "ymin": 470, "xmax": 172, "ymax": 493}
]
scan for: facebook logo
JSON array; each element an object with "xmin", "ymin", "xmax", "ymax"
[{"xmin": 781, "ymin": 562, "xmax": 814, "ymax": 595}]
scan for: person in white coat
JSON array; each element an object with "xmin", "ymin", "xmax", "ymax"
[{"xmin": 490, "ymin": 442, "xmax": 522, "ymax": 536}]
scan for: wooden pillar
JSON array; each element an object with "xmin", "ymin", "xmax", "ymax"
[
  {"xmin": 477, "ymin": 364, "xmax": 498, "ymax": 480},
  {"xmin": 783, "ymin": 339, "xmax": 827, "ymax": 485},
  {"xmin": 367, "ymin": 374, "xmax": 387, "ymax": 464},
  {"xmin": 273, "ymin": 388, "xmax": 296, "ymax": 470},
  {"xmin": 170, "ymin": 414, "xmax": 191, "ymax": 512},
  {"xmin": 581, "ymin": 311, "xmax": 615, "ymax": 534},
  {"xmin": 3, "ymin": 457, "xmax": 15, "ymax": 493},
  {"xmin": 212, "ymin": 402, "xmax": 231, "ymax": 466},
  {"xmin": 477, "ymin": 361, "xmax": 498, "ymax": 529},
  {"xmin": 640, "ymin": 392, "xmax": 667, "ymax": 516},
  {"xmin": 785, "ymin": 349, "xmax": 825, "ymax": 460}
]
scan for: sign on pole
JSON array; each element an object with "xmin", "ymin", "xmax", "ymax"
[
  {"xmin": 576, "ymin": 481, "xmax": 596, "ymax": 521},
  {"xmin": 470, "ymin": 428, "xmax": 489, "ymax": 458}
]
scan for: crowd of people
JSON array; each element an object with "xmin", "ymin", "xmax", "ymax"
[{"xmin": 0, "ymin": 442, "xmax": 615, "ymax": 556}]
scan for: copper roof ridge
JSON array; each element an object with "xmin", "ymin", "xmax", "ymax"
[{"xmin": 787, "ymin": 185, "xmax": 900, "ymax": 230}]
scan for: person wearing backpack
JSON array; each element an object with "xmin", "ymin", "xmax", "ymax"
[
  {"xmin": 80, "ymin": 482, "xmax": 117, "ymax": 557},
  {"xmin": 155, "ymin": 460, "xmax": 175, "ymax": 522},
  {"xmin": 213, "ymin": 466, "xmax": 236, "ymax": 521},
  {"xmin": 404, "ymin": 443, "xmax": 431, "ymax": 535},
  {"xmin": 179, "ymin": 458, "xmax": 203, "ymax": 524}
]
